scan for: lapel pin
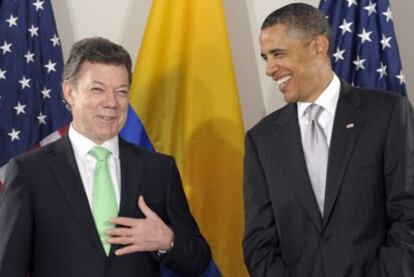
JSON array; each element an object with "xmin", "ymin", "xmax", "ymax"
[{"xmin": 346, "ymin": 123, "xmax": 354, "ymax": 129}]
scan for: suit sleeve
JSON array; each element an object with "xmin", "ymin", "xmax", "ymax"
[
  {"xmin": 367, "ymin": 96, "xmax": 414, "ymax": 277},
  {"xmin": 242, "ymin": 132, "xmax": 290, "ymax": 277},
  {"xmin": 159, "ymin": 158, "xmax": 212, "ymax": 276},
  {"xmin": 0, "ymin": 159, "xmax": 33, "ymax": 277}
]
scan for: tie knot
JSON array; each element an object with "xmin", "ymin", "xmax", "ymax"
[
  {"xmin": 89, "ymin": 146, "xmax": 111, "ymax": 161},
  {"xmin": 305, "ymin": 104, "xmax": 324, "ymax": 121}
]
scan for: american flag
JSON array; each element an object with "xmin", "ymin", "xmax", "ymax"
[
  {"xmin": 319, "ymin": 0, "xmax": 406, "ymax": 96},
  {"xmin": 0, "ymin": 0, "xmax": 71, "ymax": 190}
]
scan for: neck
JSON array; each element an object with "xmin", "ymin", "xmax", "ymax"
[{"xmin": 308, "ymin": 68, "xmax": 334, "ymax": 103}]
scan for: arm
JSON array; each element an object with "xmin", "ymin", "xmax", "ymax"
[
  {"xmin": 243, "ymin": 132, "xmax": 290, "ymax": 277},
  {"xmin": 367, "ymin": 96, "xmax": 414, "ymax": 277},
  {"xmin": 160, "ymin": 158, "xmax": 212, "ymax": 275},
  {"xmin": 0, "ymin": 159, "xmax": 33, "ymax": 277}
]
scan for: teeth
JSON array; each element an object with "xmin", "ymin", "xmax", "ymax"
[
  {"xmin": 276, "ymin": 75, "xmax": 292, "ymax": 86},
  {"xmin": 99, "ymin": 116, "xmax": 114, "ymax": 121}
]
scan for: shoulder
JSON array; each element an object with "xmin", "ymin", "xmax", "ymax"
[
  {"xmin": 332, "ymin": 81, "xmax": 411, "ymax": 123},
  {"xmin": 119, "ymin": 137, "xmax": 175, "ymax": 164},
  {"xmin": 342, "ymin": 81, "xmax": 404, "ymax": 109},
  {"xmin": 4, "ymin": 137, "xmax": 69, "ymax": 188},
  {"xmin": 11, "ymin": 136, "xmax": 67, "ymax": 166},
  {"xmin": 118, "ymin": 138, "xmax": 180, "ymax": 182},
  {"xmin": 248, "ymin": 103, "xmax": 294, "ymax": 137}
]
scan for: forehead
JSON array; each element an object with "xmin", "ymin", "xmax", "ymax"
[
  {"xmin": 260, "ymin": 24, "xmax": 288, "ymax": 39},
  {"xmin": 259, "ymin": 24, "xmax": 305, "ymax": 52},
  {"xmin": 76, "ymin": 61, "xmax": 129, "ymax": 83}
]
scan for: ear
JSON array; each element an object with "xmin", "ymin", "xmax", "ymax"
[
  {"xmin": 62, "ymin": 80, "xmax": 76, "ymax": 107},
  {"xmin": 313, "ymin": 35, "xmax": 330, "ymax": 56}
]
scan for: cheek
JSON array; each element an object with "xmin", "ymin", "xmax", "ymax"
[
  {"xmin": 293, "ymin": 63, "xmax": 312, "ymax": 86},
  {"xmin": 74, "ymin": 101, "xmax": 96, "ymax": 120},
  {"xmin": 119, "ymin": 98, "xmax": 129, "ymax": 111},
  {"xmin": 297, "ymin": 56, "xmax": 316, "ymax": 76},
  {"xmin": 118, "ymin": 101, "xmax": 129, "ymax": 120}
]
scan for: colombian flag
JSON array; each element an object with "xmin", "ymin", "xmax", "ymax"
[{"xmin": 121, "ymin": 0, "xmax": 246, "ymax": 276}]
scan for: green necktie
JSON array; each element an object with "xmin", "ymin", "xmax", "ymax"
[{"xmin": 89, "ymin": 146, "xmax": 118, "ymax": 255}]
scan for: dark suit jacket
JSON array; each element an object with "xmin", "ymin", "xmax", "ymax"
[
  {"xmin": 243, "ymin": 81, "xmax": 414, "ymax": 277},
  {"xmin": 0, "ymin": 136, "xmax": 211, "ymax": 277}
]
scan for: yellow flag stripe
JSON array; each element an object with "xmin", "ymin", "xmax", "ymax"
[{"xmin": 130, "ymin": 0, "xmax": 247, "ymax": 275}]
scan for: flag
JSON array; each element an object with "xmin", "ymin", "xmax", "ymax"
[
  {"xmin": 120, "ymin": 0, "xmax": 247, "ymax": 275},
  {"xmin": 319, "ymin": 0, "xmax": 406, "ymax": 95},
  {"xmin": 0, "ymin": 0, "xmax": 71, "ymax": 190}
]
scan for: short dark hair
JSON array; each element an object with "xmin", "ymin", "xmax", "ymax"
[
  {"xmin": 63, "ymin": 37, "xmax": 132, "ymax": 85},
  {"xmin": 261, "ymin": 3, "xmax": 331, "ymax": 44}
]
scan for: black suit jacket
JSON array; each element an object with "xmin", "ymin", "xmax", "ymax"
[
  {"xmin": 0, "ymin": 136, "xmax": 211, "ymax": 277},
  {"xmin": 243, "ymin": 81, "xmax": 414, "ymax": 277}
]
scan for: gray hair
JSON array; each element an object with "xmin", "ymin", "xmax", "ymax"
[{"xmin": 63, "ymin": 37, "xmax": 132, "ymax": 85}]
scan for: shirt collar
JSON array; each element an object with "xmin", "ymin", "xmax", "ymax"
[
  {"xmin": 297, "ymin": 73, "xmax": 341, "ymax": 119},
  {"xmin": 68, "ymin": 124, "xmax": 120, "ymax": 159}
]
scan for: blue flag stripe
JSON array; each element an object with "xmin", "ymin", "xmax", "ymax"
[{"xmin": 120, "ymin": 105, "xmax": 154, "ymax": 151}]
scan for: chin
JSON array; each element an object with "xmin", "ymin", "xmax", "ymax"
[
  {"xmin": 94, "ymin": 132, "xmax": 118, "ymax": 143},
  {"xmin": 283, "ymin": 94, "xmax": 298, "ymax": 104}
]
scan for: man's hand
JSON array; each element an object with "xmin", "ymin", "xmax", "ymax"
[{"xmin": 106, "ymin": 195, "xmax": 174, "ymax": 256}]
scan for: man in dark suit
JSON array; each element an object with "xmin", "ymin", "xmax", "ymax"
[
  {"xmin": 0, "ymin": 37, "xmax": 211, "ymax": 277},
  {"xmin": 243, "ymin": 3, "xmax": 414, "ymax": 277}
]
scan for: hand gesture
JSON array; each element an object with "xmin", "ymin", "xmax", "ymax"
[{"xmin": 106, "ymin": 195, "xmax": 174, "ymax": 255}]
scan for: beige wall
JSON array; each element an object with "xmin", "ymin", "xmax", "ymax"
[
  {"xmin": 51, "ymin": 0, "xmax": 413, "ymax": 130},
  {"xmin": 392, "ymin": 0, "xmax": 414, "ymax": 102}
]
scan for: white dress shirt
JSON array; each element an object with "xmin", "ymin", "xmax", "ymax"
[
  {"xmin": 297, "ymin": 74, "xmax": 341, "ymax": 147},
  {"xmin": 68, "ymin": 125, "xmax": 121, "ymax": 210}
]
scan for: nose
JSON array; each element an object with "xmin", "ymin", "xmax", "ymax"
[
  {"xmin": 265, "ymin": 58, "xmax": 279, "ymax": 78},
  {"xmin": 103, "ymin": 90, "xmax": 118, "ymax": 108}
]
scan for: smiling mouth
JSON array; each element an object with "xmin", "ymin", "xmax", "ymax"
[
  {"xmin": 276, "ymin": 75, "xmax": 292, "ymax": 91},
  {"xmin": 97, "ymin": 115, "xmax": 116, "ymax": 122}
]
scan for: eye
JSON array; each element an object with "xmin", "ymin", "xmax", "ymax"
[
  {"xmin": 90, "ymin": 87, "xmax": 104, "ymax": 93},
  {"xmin": 273, "ymin": 52, "xmax": 285, "ymax": 59},
  {"xmin": 261, "ymin": 54, "xmax": 268, "ymax": 62},
  {"xmin": 117, "ymin": 89, "xmax": 129, "ymax": 97}
]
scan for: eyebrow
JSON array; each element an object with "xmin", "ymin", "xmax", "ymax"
[
  {"xmin": 90, "ymin": 81, "xmax": 129, "ymax": 88},
  {"xmin": 90, "ymin": 81, "xmax": 105, "ymax": 86},
  {"xmin": 269, "ymin": 48, "xmax": 287, "ymax": 55},
  {"xmin": 117, "ymin": 85, "xmax": 129, "ymax": 89},
  {"xmin": 261, "ymin": 48, "xmax": 287, "ymax": 59}
]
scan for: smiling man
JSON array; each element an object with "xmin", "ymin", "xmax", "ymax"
[
  {"xmin": 0, "ymin": 37, "xmax": 211, "ymax": 277},
  {"xmin": 243, "ymin": 3, "xmax": 414, "ymax": 277}
]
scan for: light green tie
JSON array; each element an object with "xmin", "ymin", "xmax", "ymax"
[{"xmin": 89, "ymin": 146, "xmax": 118, "ymax": 255}]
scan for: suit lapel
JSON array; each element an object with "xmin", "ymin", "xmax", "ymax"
[
  {"xmin": 45, "ymin": 136, "xmax": 107, "ymax": 259},
  {"xmin": 117, "ymin": 138, "xmax": 145, "ymax": 218},
  {"xmin": 109, "ymin": 138, "xmax": 145, "ymax": 255},
  {"xmin": 322, "ymin": 82, "xmax": 365, "ymax": 228},
  {"xmin": 273, "ymin": 104, "xmax": 322, "ymax": 231}
]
